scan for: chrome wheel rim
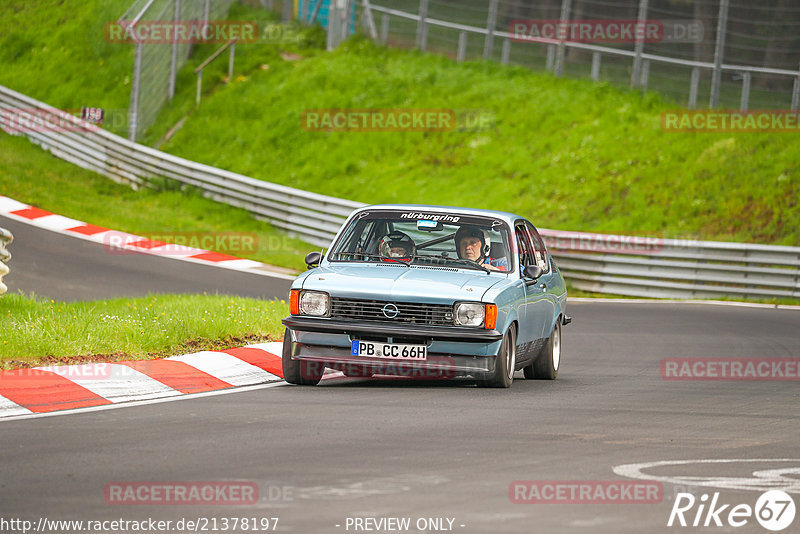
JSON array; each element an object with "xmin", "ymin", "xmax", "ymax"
[
  {"xmin": 552, "ymin": 325, "xmax": 561, "ymax": 371},
  {"xmin": 506, "ymin": 332, "xmax": 516, "ymax": 381}
]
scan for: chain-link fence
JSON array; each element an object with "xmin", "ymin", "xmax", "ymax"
[
  {"xmin": 353, "ymin": 0, "xmax": 800, "ymax": 111},
  {"xmin": 120, "ymin": 0, "xmax": 234, "ymax": 140}
]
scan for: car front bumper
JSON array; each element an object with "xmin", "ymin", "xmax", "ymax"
[{"xmin": 282, "ymin": 316, "xmax": 504, "ymax": 377}]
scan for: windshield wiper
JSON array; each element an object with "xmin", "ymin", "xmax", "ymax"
[
  {"xmin": 331, "ymin": 252, "xmax": 410, "ymax": 266},
  {"xmin": 437, "ymin": 257, "xmax": 490, "ymax": 273}
]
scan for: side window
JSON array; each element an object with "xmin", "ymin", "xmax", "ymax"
[
  {"xmin": 515, "ymin": 224, "xmax": 535, "ymax": 270},
  {"xmin": 525, "ymin": 223, "xmax": 550, "ymax": 274}
]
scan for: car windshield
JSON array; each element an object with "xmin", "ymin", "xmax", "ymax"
[{"xmin": 328, "ymin": 209, "xmax": 513, "ymax": 272}]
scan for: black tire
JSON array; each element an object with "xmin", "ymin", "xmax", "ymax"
[
  {"xmin": 282, "ymin": 329, "xmax": 323, "ymax": 385},
  {"xmin": 476, "ymin": 326, "xmax": 516, "ymax": 388},
  {"xmin": 524, "ymin": 321, "xmax": 561, "ymax": 380}
]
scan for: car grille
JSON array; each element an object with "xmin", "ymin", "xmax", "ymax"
[{"xmin": 330, "ymin": 298, "xmax": 454, "ymax": 326}]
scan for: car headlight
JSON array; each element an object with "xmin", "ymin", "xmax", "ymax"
[
  {"xmin": 299, "ymin": 290, "xmax": 329, "ymax": 316},
  {"xmin": 454, "ymin": 302, "xmax": 485, "ymax": 327}
]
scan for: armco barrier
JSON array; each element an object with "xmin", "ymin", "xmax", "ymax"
[
  {"xmin": 0, "ymin": 226, "xmax": 12, "ymax": 295},
  {"xmin": 2, "ymin": 84, "xmax": 799, "ymax": 300}
]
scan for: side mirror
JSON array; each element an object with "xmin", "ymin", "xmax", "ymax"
[
  {"xmin": 305, "ymin": 251, "xmax": 323, "ymax": 269},
  {"xmin": 524, "ymin": 264, "xmax": 543, "ymax": 280}
]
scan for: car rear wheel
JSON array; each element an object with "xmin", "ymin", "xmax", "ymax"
[
  {"xmin": 477, "ymin": 326, "xmax": 516, "ymax": 388},
  {"xmin": 282, "ymin": 329, "xmax": 323, "ymax": 385},
  {"xmin": 524, "ymin": 321, "xmax": 560, "ymax": 380}
]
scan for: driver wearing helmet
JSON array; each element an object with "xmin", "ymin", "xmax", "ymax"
[
  {"xmin": 455, "ymin": 225, "xmax": 508, "ymax": 271},
  {"xmin": 378, "ymin": 231, "xmax": 416, "ymax": 260}
]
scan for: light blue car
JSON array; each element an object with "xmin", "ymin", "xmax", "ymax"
[{"xmin": 281, "ymin": 205, "xmax": 570, "ymax": 388}]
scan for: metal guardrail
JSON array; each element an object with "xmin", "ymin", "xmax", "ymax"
[
  {"xmin": 538, "ymin": 229, "xmax": 800, "ymax": 300},
  {"xmin": 2, "ymin": 84, "xmax": 799, "ymax": 300},
  {"xmin": 0, "ymin": 227, "xmax": 12, "ymax": 296}
]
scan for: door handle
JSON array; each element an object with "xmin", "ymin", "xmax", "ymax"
[{"xmin": 539, "ymin": 282, "xmax": 547, "ymax": 289}]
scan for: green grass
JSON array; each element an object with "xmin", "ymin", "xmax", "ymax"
[
  {"xmin": 0, "ymin": 292, "xmax": 287, "ymax": 368},
  {"xmin": 158, "ymin": 36, "xmax": 799, "ymax": 246},
  {"xmin": 0, "ymin": 134, "xmax": 314, "ymax": 271},
  {"xmin": 0, "ymin": 0, "xmax": 135, "ymax": 135}
]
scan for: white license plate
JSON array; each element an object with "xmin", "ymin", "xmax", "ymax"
[{"xmin": 351, "ymin": 340, "xmax": 427, "ymax": 360}]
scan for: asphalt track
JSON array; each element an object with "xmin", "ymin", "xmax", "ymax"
[
  {"xmin": 1, "ymin": 216, "xmax": 799, "ymax": 533},
  {"xmin": 0, "ymin": 214, "xmax": 291, "ymax": 301}
]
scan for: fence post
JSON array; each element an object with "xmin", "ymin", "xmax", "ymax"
[
  {"xmin": 203, "ymin": 0, "xmax": 210, "ymax": 24},
  {"xmin": 361, "ymin": 0, "xmax": 378, "ymax": 41},
  {"xmin": 196, "ymin": 70, "xmax": 202, "ymax": 105},
  {"xmin": 457, "ymin": 31, "xmax": 467, "ymax": 62},
  {"xmin": 640, "ymin": 59, "xmax": 650, "ymax": 92},
  {"xmin": 739, "ymin": 71, "xmax": 751, "ymax": 111},
  {"xmin": 591, "ymin": 52, "xmax": 601, "ymax": 81},
  {"xmin": 326, "ymin": 0, "xmax": 337, "ymax": 50},
  {"xmin": 631, "ymin": 0, "xmax": 649, "ymax": 87},
  {"xmin": 546, "ymin": 44, "xmax": 555, "ymax": 71},
  {"xmin": 501, "ymin": 38, "xmax": 510, "ymax": 64},
  {"xmin": 792, "ymin": 63, "xmax": 800, "ymax": 112},
  {"xmin": 228, "ymin": 42, "xmax": 235, "ymax": 80},
  {"xmin": 416, "ymin": 0, "xmax": 429, "ymax": 51},
  {"xmin": 484, "ymin": 0, "xmax": 498, "ymax": 59},
  {"xmin": 688, "ymin": 67, "xmax": 700, "ymax": 109},
  {"xmin": 709, "ymin": 0, "xmax": 730, "ymax": 108},
  {"xmin": 380, "ymin": 14, "xmax": 389, "ymax": 45},
  {"xmin": 168, "ymin": 0, "xmax": 180, "ymax": 100},
  {"xmin": 309, "ymin": 0, "xmax": 322, "ymax": 23},
  {"xmin": 128, "ymin": 41, "xmax": 143, "ymax": 141},
  {"xmin": 554, "ymin": 0, "xmax": 572, "ymax": 77},
  {"xmin": 282, "ymin": 0, "xmax": 293, "ymax": 22}
]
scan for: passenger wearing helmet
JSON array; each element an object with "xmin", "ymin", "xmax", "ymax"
[
  {"xmin": 455, "ymin": 225, "xmax": 508, "ymax": 271},
  {"xmin": 378, "ymin": 231, "xmax": 416, "ymax": 259}
]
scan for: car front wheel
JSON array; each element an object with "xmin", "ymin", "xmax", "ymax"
[
  {"xmin": 282, "ymin": 329, "xmax": 324, "ymax": 385},
  {"xmin": 524, "ymin": 320, "xmax": 561, "ymax": 380},
  {"xmin": 477, "ymin": 326, "xmax": 516, "ymax": 388}
]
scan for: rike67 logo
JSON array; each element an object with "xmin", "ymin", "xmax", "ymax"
[{"xmin": 668, "ymin": 490, "xmax": 795, "ymax": 531}]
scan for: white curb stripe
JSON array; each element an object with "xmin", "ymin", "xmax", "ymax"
[
  {"xmin": 0, "ymin": 197, "xmax": 28, "ymax": 212},
  {"xmin": 28, "ymin": 214, "xmax": 84, "ymax": 232},
  {"xmin": 244, "ymin": 342, "xmax": 284, "ymax": 355},
  {"xmin": 168, "ymin": 351, "xmax": 282, "ymax": 386},
  {"xmin": 0, "ymin": 381, "xmax": 289, "ymax": 423},
  {"xmin": 37, "ymin": 363, "xmax": 183, "ymax": 404},
  {"xmin": 0, "ymin": 394, "xmax": 34, "ymax": 417}
]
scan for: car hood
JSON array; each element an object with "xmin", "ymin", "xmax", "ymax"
[{"xmin": 300, "ymin": 264, "xmax": 507, "ymax": 303}]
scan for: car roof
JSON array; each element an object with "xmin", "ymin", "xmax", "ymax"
[{"xmin": 356, "ymin": 204, "xmax": 527, "ymax": 226}]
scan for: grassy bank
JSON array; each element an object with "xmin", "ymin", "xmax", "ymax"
[
  {"xmin": 0, "ymin": 0, "xmax": 134, "ymax": 135},
  {"xmin": 159, "ymin": 37, "xmax": 799, "ymax": 246},
  {"xmin": 0, "ymin": 292, "xmax": 287, "ymax": 368}
]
